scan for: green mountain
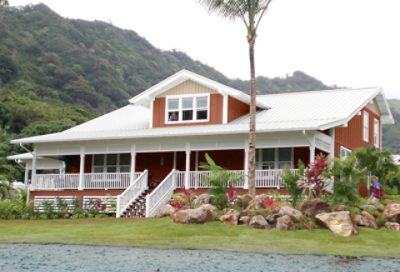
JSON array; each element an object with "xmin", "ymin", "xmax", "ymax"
[
  {"xmin": 0, "ymin": 4, "xmax": 398, "ymax": 180},
  {"xmin": 384, "ymin": 100, "xmax": 400, "ymax": 154}
]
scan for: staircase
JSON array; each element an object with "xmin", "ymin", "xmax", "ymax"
[{"xmin": 120, "ymin": 189, "xmax": 150, "ymax": 218}]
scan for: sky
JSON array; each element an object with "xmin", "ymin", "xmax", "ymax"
[{"xmin": 10, "ymin": 0, "xmax": 400, "ymax": 99}]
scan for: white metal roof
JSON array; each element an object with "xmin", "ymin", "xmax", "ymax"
[
  {"xmin": 10, "ymin": 84, "xmax": 394, "ymax": 145},
  {"xmin": 129, "ymin": 69, "xmax": 269, "ymax": 109},
  {"xmin": 233, "ymin": 87, "xmax": 394, "ymax": 130}
]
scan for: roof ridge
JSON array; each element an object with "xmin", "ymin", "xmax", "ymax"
[{"xmin": 256, "ymin": 87, "xmax": 380, "ymax": 97}]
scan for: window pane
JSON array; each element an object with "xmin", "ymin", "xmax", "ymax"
[
  {"xmin": 119, "ymin": 154, "xmax": 130, "ymax": 165},
  {"xmin": 262, "ymin": 149, "xmax": 275, "ymax": 162},
  {"xmin": 168, "ymin": 98, "xmax": 179, "ymax": 110},
  {"xmin": 182, "ymin": 97, "xmax": 193, "ymax": 109},
  {"xmin": 168, "ymin": 111, "xmax": 179, "ymax": 121},
  {"xmin": 278, "ymin": 148, "xmax": 292, "ymax": 161},
  {"xmin": 107, "ymin": 154, "xmax": 117, "ymax": 165},
  {"xmin": 94, "ymin": 167, "xmax": 104, "ymax": 173},
  {"xmin": 94, "ymin": 155, "xmax": 104, "ymax": 166},
  {"xmin": 278, "ymin": 162, "xmax": 292, "ymax": 169},
  {"xmin": 196, "ymin": 96, "xmax": 208, "ymax": 108},
  {"xmin": 107, "ymin": 166, "xmax": 117, "ymax": 173},
  {"xmin": 120, "ymin": 166, "xmax": 130, "ymax": 172},
  {"xmin": 182, "ymin": 110, "xmax": 193, "ymax": 121},
  {"xmin": 196, "ymin": 110, "xmax": 207, "ymax": 120}
]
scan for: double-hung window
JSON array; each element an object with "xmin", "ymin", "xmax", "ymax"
[
  {"xmin": 166, "ymin": 95, "xmax": 209, "ymax": 123},
  {"xmin": 340, "ymin": 146, "xmax": 352, "ymax": 159},
  {"xmin": 256, "ymin": 148, "xmax": 293, "ymax": 169},
  {"xmin": 363, "ymin": 111, "xmax": 369, "ymax": 142},
  {"xmin": 92, "ymin": 154, "xmax": 130, "ymax": 173},
  {"xmin": 374, "ymin": 118, "xmax": 380, "ymax": 147}
]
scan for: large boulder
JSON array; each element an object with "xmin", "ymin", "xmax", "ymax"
[
  {"xmin": 193, "ymin": 194, "xmax": 213, "ymax": 206},
  {"xmin": 353, "ymin": 213, "xmax": 378, "ymax": 229},
  {"xmin": 247, "ymin": 194, "xmax": 271, "ymax": 210},
  {"xmin": 171, "ymin": 204, "xmax": 216, "ymax": 224},
  {"xmin": 156, "ymin": 204, "xmax": 176, "ymax": 217},
  {"xmin": 238, "ymin": 194, "xmax": 254, "ymax": 209},
  {"xmin": 279, "ymin": 205, "xmax": 303, "ymax": 221},
  {"xmin": 265, "ymin": 213, "xmax": 280, "ymax": 226},
  {"xmin": 239, "ymin": 215, "xmax": 251, "ymax": 225},
  {"xmin": 315, "ymin": 211, "xmax": 358, "ymax": 237},
  {"xmin": 276, "ymin": 215, "xmax": 295, "ymax": 231},
  {"xmin": 383, "ymin": 203, "xmax": 400, "ymax": 220},
  {"xmin": 301, "ymin": 198, "xmax": 330, "ymax": 217},
  {"xmin": 385, "ymin": 222, "xmax": 400, "ymax": 231},
  {"xmin": 249, "ymin": 215, "xmax": 269, "ymax": 229},
  {"xmin": 220, "ymin": 209, "xmax": 240, "ymax": 225}
]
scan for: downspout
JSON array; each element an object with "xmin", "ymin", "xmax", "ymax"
[{"xmin": 19, "ymin": 143, "xmax": 33, "ymax": 203}]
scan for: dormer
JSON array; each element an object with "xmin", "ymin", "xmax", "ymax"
[{"xmin": 129, "ymin": 70, "xmax": 268, "ymax": 128}]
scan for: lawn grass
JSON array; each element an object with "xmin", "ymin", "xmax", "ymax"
[{"xmin": 0, "ymin": 218, "xmax": 399, "ymax": 258}]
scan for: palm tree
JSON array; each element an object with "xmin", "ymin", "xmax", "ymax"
[{"xmin": 199, "ymin": 0, "xmax": 273, "ymax": 197}]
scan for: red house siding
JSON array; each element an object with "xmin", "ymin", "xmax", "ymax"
[
  {"xmin": 67, "ymin": 155, "xmax": 92, "ymax": 173},
  {"xmin": 152, "ymin": 93, "xmax": 223, "ymax": 127},
  {"xmin": 334, "ymin": 107, "xmax": 380, "ymax": 157},
  {"xmin": 228, "ymin": 96, "xmax": 250, "ymax": 122}
]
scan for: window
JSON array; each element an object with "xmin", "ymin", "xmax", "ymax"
[
  {"xmin": 166, "ymin": 95, "xmax": 209, "ymax": 123},
  {"xmin": 92, "ymin": 154, "xmax": 130, "ymax": 173},
  {"xmin": 363, "ymin": 111, "xmax": 369, "ymax": 142},
  {"xmin": 340, "ymin": 146, "xmax": 352, "ymax": 159},
  {"xmin": 374, "ymin": 118, "xmax": 380, "ymax": 148},
  {"xmin": 256, "ymin": 148, "xmax": 293, "ymax": 169}
]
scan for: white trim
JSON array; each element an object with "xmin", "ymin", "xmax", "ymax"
[
  {"xmin": 363, "ymin": 111, "xmax": 369, "ymax": 142},
  {"xmin": 222, "ymin": 94, "xmax": 228, "ymax": 124},
  {"xmin": 373, "ymin": 118, "xmax": 380, "ymax": 148},
  {"xmin": 165, "ymin": 93, "xmax": 210, "ymax": 124},
  {"xmin": 339, "ymin": 146, "xmax": 352, "ymax": 159},
  {"xmin": 149, "ymin": 98, "xmax": 154, "ymax": 128}
]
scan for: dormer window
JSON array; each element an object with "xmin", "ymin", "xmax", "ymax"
[{"xmin": 166, "ymin": 94, "xmax": 209, "ymax": 123}]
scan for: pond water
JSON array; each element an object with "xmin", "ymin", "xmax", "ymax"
[{"xmin": 1, "ymin": 244, "xmax": 399, "ymax": 272}]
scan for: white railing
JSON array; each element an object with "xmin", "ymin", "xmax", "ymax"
[
  {"xmin": 83, "ymin": 172, "xmax": 140, "ymax": 189},
  {"xmin": 175, "ymin": 170, "xmax": 245, "ymax": 188},
  {"xmin": 116, "ymin": 170, "xmax": 148, "ymax": 218},
  {"xmin": 146, "ymin": 169, "xmax": 176, "ymax": 218},
  {"xmin": 33, "ymin": 174, "xmax": 80, "ymax": 190},
  {"xmin": 174, "ymin": 169, "xmax": 298, "ymax": 189},
  {"xmin": 31, "ymin": 172, "xmax": 141, "ymax": 190}
]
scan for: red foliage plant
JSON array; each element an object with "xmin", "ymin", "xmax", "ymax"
[
  {"xmin": 226, "ymin": 182, "xmax": 235, "ymax": 202},
  {"xmin": 169, "ymin": 199, "xmax": 185, "ymax": 209},
  {"xmin": 304, "ymin": 154, "xmax": 329, "ymax": 197},
  {"xmin": 263, "ymin": 197, "xmax": 277, "ymax": 210}
]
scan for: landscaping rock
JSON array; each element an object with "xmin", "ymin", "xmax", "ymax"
[
  {"xmin": 249, "ymin": 215, "xmax": 269, "ymax": 229},
  {"xmin": 383, "ymin": 203, "xmax": 400, "ymax": 220},
  {"xmin": 368, "ymin": 197, "xmax": 380, "ymax": 205},
  {"xmin": 220, "ymin": 209, "xmax": 240, "ymax": 225},
  {"xmin": 193, "ymin": 194, "xmax": 213, "ymax": 206},
  {"xmin": 359, "ymin": 204, "xmax": 377, "ymax": 211},
  {"xmin": 156, "ymin": 204, "xmax": 176, "ymax": 217},
  {"xmin": 361, "ymin": 211, "xmax": 375, "ymax": 221},
  {"xmin": 279, "ymin": 205, "xmax": 303, "ymax": 221},
  {"xmin": 239, "ymin": 215, "xmax": 251, "ymax": 225},
  {"xmin": 239, "ymin": 194, "xmax": 254, "ymax": 209},
  {"xmin": 385, "ymin": 222, "xmax": 400, "ymax": 231},
  {"xmin": 247, "ymin": 194, "xmax": 270, "ymax": 210},
  {"xmin": 353, "ymin": 214, "xmax": 378, "ymax": 229},
  {"xmin": 332, "ymin": 204, "xmax": 347, "ymax": 212},
  {"xmin": 265, "ymin": 213, "xmax": 280, "ymax": 226},
  {"xmin": 315, "ymin": 211, "xmax": 358, "ymax": 237},
  {"xmin": 276, "ymin": 215, "xmax": 295, "ymax": 231},
  {"xmin": 301, "ymin": 198, "xmax": 330, "ymax": 217},
  {"xmin": 171, "ymin": 204, "xmax": 216, "ymax": 224}
]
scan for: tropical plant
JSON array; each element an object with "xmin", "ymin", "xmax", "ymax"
[
  {"xmin": 282, "ymin": 161, "xmax": 305, "ymax": 207},
  {"xmin": 199, "ymin": 0, "xmax": 273, "ymax": 197},
  {"xmin": 0, "ymin": 180, "xmax": 13, "ymax": 200},
  {"xmin": 200, "ymin": 153, "xmax": 242, "ymax": 210},
  {"xmin": 297, "ymin": 154, "xmax": 329, "ymax": 199}
]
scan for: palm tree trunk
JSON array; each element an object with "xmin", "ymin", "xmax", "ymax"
[{"xmin": 248, "ymin": 40, "xmax": 257, "ymax": 197}]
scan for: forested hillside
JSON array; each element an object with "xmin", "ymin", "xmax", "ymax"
[{"xmin": 0, "ymin": 4, "xmax": 398, "ymax": 181}]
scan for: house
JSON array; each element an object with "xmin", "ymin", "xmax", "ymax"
[
  {"xmin": 392, "ymin": 155, "xmax": 400, "ymax": 166},
  {"xmin": 9, "ymin": 70, "xmax": 394, "ymax": 217}
]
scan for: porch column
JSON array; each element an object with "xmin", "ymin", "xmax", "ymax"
[
  {"xmin": 309, "ymin": 144, "xmax": 315, "ymax": 164},
  {"xmin": 243, "ymin": 147, "xmax": 249, "ymax": 189},
  {"xmin": 130, "ymin": 145, "xmax": 136, "ymax": 185},
  {"xmin": 194, "ymin": 151, "xmax": 199, "ymax": 189},
  {"xmin": 184, "ymin": 145, "xmax": 191, "ymax": 189},
  {"xmin": 31, "ymin": 150, "xmax": 37, "ymax": 189},
  {"xmin": 78, "ymin": 147, "xmax": 85, "ymax": 190},
  {"xmin": 329, "ymin": 128, "xmax": 335, "ymax": 160},
  {"xmin": 24, "ymin": 168, "xmax": 29, "ymax": 186}
]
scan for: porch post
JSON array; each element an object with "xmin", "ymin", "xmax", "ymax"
[
  {"xmin": 309, "ymin": 144, "xmax": 315, "ymax": 164},
  {"xmin": 24, "ymin": 167, "xmax": 29, "ymax": 186},
  {"xmin": 184, "ymin": 144, "xmax": 191, "ymax": 189},
  {"xmin": 31, "ymin": 150, "xmax": 37, "ymax": 189},
  {"xmin": 78, "ymin": 147, "xmax": 85, "ymax": 190},
  {"xmin": 243, "ymin": 147, "xmax": 249, "ymax": 189},
  {"xmin": 130, "ymin": 145, "xmax": 136, "ymax": 185},
  {"xmin": 194, "ymin": 151, "xmax": 199, "ymax": 189}
]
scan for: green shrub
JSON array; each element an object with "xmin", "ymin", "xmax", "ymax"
[
  {"xmin": 375, "ymin": 215, "xmax": 387, "ymax": 227},
  {"xmin": 282, "ymin": 161, "xmax": 305, "ymax": 208},
  {"xmin": 42, "ymin": 200, "xmax": 55, "ymax": 219},
  {"xmin": 0, "ymin": 199, "xmax": 19, "ymax": 219}
]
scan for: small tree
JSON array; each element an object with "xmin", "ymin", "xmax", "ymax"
[
  {"xmin": 282, "ymin": 161, "xmax": 305, "ymax": 207},
  {"xmin": 297, "ymin": 154, "xmax": 329, "ymax": 199}
]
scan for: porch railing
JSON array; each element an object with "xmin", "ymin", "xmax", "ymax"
[
  {"xmin": 116, "ymin": 170, "xmax": 148, "ymax": 218},
  {"xmin": 146, "ymin": 169, "xmax": 176, "ymax": 217},
  {"xmin": 31, "ymin": 172, "xmax": 141, "ymax": 190},
  {"xmin": 174, "ymin": 169, "xmax": 298, "ymax": 189}
]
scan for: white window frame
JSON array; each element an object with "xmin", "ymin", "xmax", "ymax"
[
  {"xmin": 363, "ymin": 111, "xmax": 369, "ymax": 142},
  {"xmin": 92, "ymin": 154, "xmax": 130, "ymax": 173},
  {"xmin": 165, "ymin": 94, "xmax": 210, "ymax": 124},
  {"xmin": 340, "ymin": 146, "xmax": 352, "ymax": 159},
  {"xmin": 256, "ymin": 148, "xmax": 294, "ymax": 170},
  {"xmin": 374, "ymin": 118, "xmax": 380, "ymax": 148}
]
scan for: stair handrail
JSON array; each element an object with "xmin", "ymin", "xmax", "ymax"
[
  {"xmin": 116, "ymin": 170, "xmax": 148, "ymax": 218},
  {"xmin": 146, "ymin": 169, "xmax": 176, "ymax": 218}
]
